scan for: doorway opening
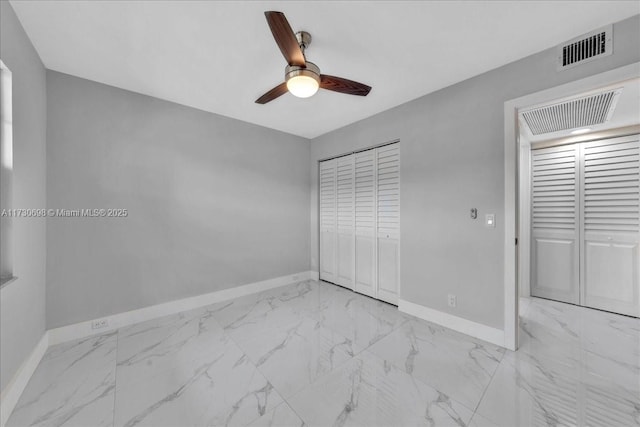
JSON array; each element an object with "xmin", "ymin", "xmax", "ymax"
[
  {"xmin": 521, "ymin": 85, "xmax": 639, "ymax": 317},
  {"xmin": 504, "ymin": 62, "xmax": 640, "ymax": 350}
]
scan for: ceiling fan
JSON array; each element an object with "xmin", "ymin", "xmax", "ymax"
[{"xmin": 255, "ymin": 11, "xmax": 372, "ymax": 104}]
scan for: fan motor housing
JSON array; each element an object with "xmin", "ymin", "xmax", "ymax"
[{"xmin": 285, "ymin": 61, "xmax": 320, "ymax": 85}]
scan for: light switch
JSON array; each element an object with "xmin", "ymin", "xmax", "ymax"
[{"xmin": 485, "ymin": 214, "xmax": 495, "ymax": 228}]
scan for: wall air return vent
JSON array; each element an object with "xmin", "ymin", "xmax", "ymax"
[
  {"xmin": 521, "ymin": 89, "xmax": 621, "ymax": 135},
  {"xmin": 557, "ymin": 25, "xmax": 612, "ymax": 70}
]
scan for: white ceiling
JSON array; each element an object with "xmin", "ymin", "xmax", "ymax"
[{"xmin": 9, "ymin": 1, "xmax": 640, "ymax": 139}]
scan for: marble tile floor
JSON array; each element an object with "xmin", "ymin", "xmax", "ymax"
[{"xmin": 6, "ymin": 280, "xmax": 640, "ymax": 427}]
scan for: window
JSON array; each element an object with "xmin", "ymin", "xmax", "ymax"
[{"xmin": 1, "ymin": 60, "xmax": 14, "ymax": 286}]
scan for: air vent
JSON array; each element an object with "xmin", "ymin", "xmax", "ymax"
[
  {"xmin": 557, "ymin": 25, "xmax": 612, "ymax": 70},
  {"xmin": 521, "ymin": 89, "xmax": 621, "ymax": 135}
]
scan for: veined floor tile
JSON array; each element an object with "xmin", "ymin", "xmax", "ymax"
[
  {"xmin": 524, "ymin": 298, "xmax": 582, "ymax": 333},
  {"xmin": 206, "ymin": 286, "xmax": 308, "ymax": 338},
  {"xmin": 287, "ymin": 350, "xmax": 474, "ymax": 427},
  {"xmin": 366, "ymin": 319, "xmax": 504, "ymax": 411},
  {"xmin": 113, "ymin": 335, "xmax": 283, "ymax": 427},
  {"xmin": 475, "ymin": 350, "xmax": 640, "ymax": 427},
  {"xmin": 116, "ymin": 308, "xmax": 227, "ymax": 389},
  {"xmin": 246, "ymin": 401, "xmax": 305, "ymax": 427},
  {"xmin": 7, "ymin": 332, "xmax": 117, "ymax": 427},
  {"xmin": 41, "ymin": 330, "xmax": 118, "ymax": 362},
  {"xmin": 468, "ymin": 412, "xmax": 499, "ymax": 427},
  {"xmin": 579, "ymin": 309, "xmax": 640, "ymax": 372},
  {"xmin": 518, "ymin": 316, "xmax": 582, "ymax": 368},
  {"xmin": 238, "ymin": 316, "xmax": 356, "ymax": 399},
  {"xmin": 264, "ymin": 280, "xmax": 332, "ymax": 318},
  {"xmin": 579, "ymin": 347, "xmax": 640, "ymax": 395},
  {"xmin": 7, "ymin": 283, "xmax": 638, "ymax": 427},
  {"xmin": 519, "ymin": 297, "xmax": 640, "ymax": 395},
  {"xmin": 310, "ymin": 288, "xmax": 410, "ymax": 353}
]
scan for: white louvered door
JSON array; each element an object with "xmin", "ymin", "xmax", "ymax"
[
  {"xmin": 376, "ymin": 144, "xmax": 400, "ymax": 304},
  {"xmin": 336, "ymin": 155, "xmax": 355, "ymax": 289},
  {"xmin": 530, "ymin": 134, "xmax": 640, "ymax": 317},
  {"xmin": 531, "ymin": 144, "xmax": 580, "ymax": 304},
  {"xmin": 319, "ymin": 142, "xmax": 400, "ymax": 304},
  {"xmin": 354, "ymin": 150, "xmax": 376, "ymax": 297},
  {"xmin": 581, "ymin": 135, "xmax": 639, "ymax": 317},
  {"xmin": 319, "ymin": 159, "xmax": 337, "ymax": 284}
]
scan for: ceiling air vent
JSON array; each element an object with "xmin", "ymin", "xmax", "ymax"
[
  {"xmin": 521, "ymin": 89, "xmax": 621, "ymax": 135},
  {"xmin": 557, "ymin": 25, "xmax": 612, "ymax": 71}
]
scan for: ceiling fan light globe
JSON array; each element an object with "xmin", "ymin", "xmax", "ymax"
[
  {"xmin": 287, "ymin": 75, "xmax": 319, "ymax": 98},
  {"xmin": 285, "ymin": 62, "xmax": 321, "ymax": 98}
]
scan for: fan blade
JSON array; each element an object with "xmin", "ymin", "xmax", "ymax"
[
  {"xmin": 255, "ymin": 82, "xmax": 288, "ymax": 104},
  {"xmin": 264, "ymin": 11, "xmax": 305, "ymax": 67},
  {"xmin": 320, "ymin": 75, "xmax": 371, "ymax": 96}
]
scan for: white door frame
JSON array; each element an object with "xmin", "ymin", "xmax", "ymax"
[
  {"xmin": 503, "ymin": 62, "xmax": 640, "ymax": 351},
  {"xmin": 518, "ymin": 131, "xmax": 531, "ymax": 300}
]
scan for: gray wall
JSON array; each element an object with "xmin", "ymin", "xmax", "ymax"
[
  {"xmin": 310, "ymin": 15, "xmax": 640, "ymax": 330},
  {"xmin": 46, "ymin": 72, "xmax": 310, "ymax": 328},
  {"xmin": 0, "ymin": 2, "xmax": 47, "ymax": 391}
]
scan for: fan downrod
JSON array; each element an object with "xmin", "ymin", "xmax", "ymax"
[{"xmin": 295, "ymin": 31, "xmax": 312, "ymax": 52}]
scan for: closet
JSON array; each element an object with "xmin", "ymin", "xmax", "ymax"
[
  {"xmin": 531, "ymin": 134, "xmax": 640, "ymax": 317},
  {"xmin": 319, "ymin": 142, "xmax": 400, "ymax": 305}
]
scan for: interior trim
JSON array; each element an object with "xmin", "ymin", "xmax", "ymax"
[
  {"xmin": 531, "ymin": 124, "xmax": 640, "ymax": 149},
  {"xmin": 317, "ymin": 138, "xmax": 400, "ymax": 163},
  {"xmin": 47, "ymin": 270, "xmax": 315, "ymax": 346},
  {"xmin": 398, "ymin": 299, "xmax": 505, "ymax": 348}
]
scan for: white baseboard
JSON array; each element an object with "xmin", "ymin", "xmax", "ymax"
[
  {"xmin": 0, "ymin": 332, "xmax": 49, "ymax": 427},
  {"xmin": 48, "ymin": 270, "xmax": 315, "ymax": 346},
  {"xmin": 309, "ymin": 271, "xmax": 319, "ymax": 281},
  {"xmin": 398, "ymin": 299, "xmax": 505, "ymax": 348}
]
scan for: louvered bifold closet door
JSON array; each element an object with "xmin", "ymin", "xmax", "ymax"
[
  {"xmin": 531, "ymin": 144, "xmax": 580, "ymax": 304},
  {"xmin": 376, "ymin": 143, "xmax": 400, "ymax": 304},
  {"xmin": 581, "ymin": 134, "xmax": 640, "ymax": 317},
  {"xmin": 354, "ymin": 150, "xmax": 376, "ymax": 297},
  {"xmin": 335, "ymin": 155, "xmax": 355, "ymax": 289},
  {"xmin": 319, "ymin": 159, "xmax": 337, "ymax": 284}
]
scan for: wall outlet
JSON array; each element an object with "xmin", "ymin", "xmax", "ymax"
[
  {"xmin": 447, "ymin": 294, "xmax": 457, "ymax": 308},
  {"xmin": 91, "ymin": 319, "xmax": 109, "ymax": 330}
]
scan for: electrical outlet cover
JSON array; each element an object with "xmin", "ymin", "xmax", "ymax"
[
  {"xmin": 447, "ymin": 294, "xmax": 457, "ymax": 308},
  {"xmin": 91, "ymin": 319, "xmax": 109, "ymax": 330}
]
